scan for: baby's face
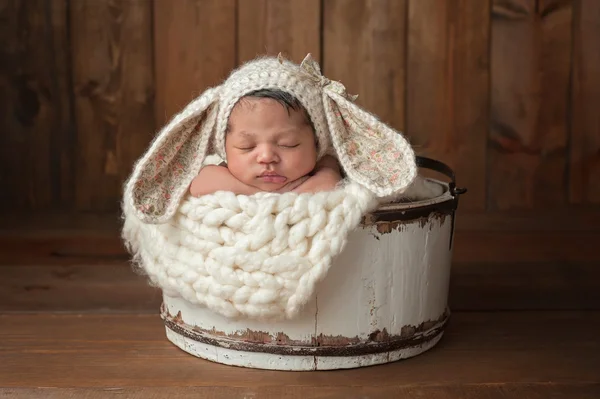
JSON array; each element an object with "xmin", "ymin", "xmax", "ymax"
[{"xmin": 225, "ymin": 97, "xmax": 317, "ymax": 192}]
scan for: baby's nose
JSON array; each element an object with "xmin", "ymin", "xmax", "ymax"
[{"xmin": 257, "ymin": 146, "xmax": 279, "ymax": 163}]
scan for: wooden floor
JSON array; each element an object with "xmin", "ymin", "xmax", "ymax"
[
  {"xmin": 1, "ymin": 213, "xmax": 599, "ymax": 398},
  {"xmin": 0, "ymin": 311, "xmax": 600, "ymax": 399},
  {"xmin": 2, "ymin": 311, "xmax": 600, "ymax": 398}
]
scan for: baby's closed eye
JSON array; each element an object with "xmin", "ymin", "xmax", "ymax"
[
  {"xmin": 235, "ymin": 145, "xmax": 255, "ymax": 151},
  {"xmin": 233, "ymin": 142, "xmax": 300, "ymax": 150}
]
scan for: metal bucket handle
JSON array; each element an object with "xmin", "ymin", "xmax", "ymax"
[
  {"xmin": 415, "ymin": 156, "xmax": 467, "ymax": 250},
  {"xmin": 415, "ymin": 156, "xmax": 467, "ymax": 198}
]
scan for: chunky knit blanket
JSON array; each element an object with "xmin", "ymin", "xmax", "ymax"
[{"xmin": 122, "ymin": 181, "xmax": 379, "ymax": 320}]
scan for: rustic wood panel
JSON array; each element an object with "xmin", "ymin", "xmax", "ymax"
[
  {"xmin": 237, "ymin": 0, "xmax": 321, "ymax": 64},
  {"xmin": 1, "ymin": 312, "xmax": 599, "ymax": 387},
  {"xmin": 153, "ymin": 0, "xmax": 235, "ymax": 126},
  {"xmin": 0, "ymin": 0, "xmax": 72, "ymax": 211},
  {"xmin": 450, "ymin": 261, "xmax": 600, "ymax": 310},
  {"xmin": 489, "ymin": 0, "xmax": 573, "ymax": 210},
  {"xmin": 0, "ymin": 212, "xmax": 121, "ymax": 232},
  {"xmin": 489, "ymin": 0, "xmax": 538, "ymax": 210},
  {"xmin": 323, "ymin": 0, "xmax": 407, "ymax": 132},
  {"xmin": 1, "ymin": 0, "xmax": 598, "ymax": 220},
  {"xmin": 407, "ymin": 0, "xmax": 490, "ymax": 211},
  {"xmin": 0, "ymin": 215, "xmax": 125, "ymax": 266},
  {"xmin": 0, "ymin": 236, "xmax": 127, "ymax": 266},
  {"xmin": 454, "ymin": 208, "xmax": 600, "ymax": 231},
  {"xmin": 70, "ymin": 0, "xmax": 155, "ymax": 212},
  {"xmin": 0, "ymin": 263, "xmax": 161, "ymax": 313},
  {"xmin": 452, "ymin": 230, "xmax": 600, "ymax": 263},
  {"xmin": 2, "ymin": 384, "xmax": 600, "ymax": 399},
  {"xmin": 570, "ymin": 0, "xmax": 600, "ymax": 204}
]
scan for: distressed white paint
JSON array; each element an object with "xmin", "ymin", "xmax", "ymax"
[
  {"xmin": 163, "ymin": 179, "xmax": 456, "ymax": 370},
  {"xmin": 315, "ymin": 214, "xmax": 452, "ymax": 340},
  {"xmin": 166, "ymin": 326, "xmax": 444, "ymax": 371}
]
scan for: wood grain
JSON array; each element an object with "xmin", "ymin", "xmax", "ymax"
[
  {"xmin": 323, "ymin": 0, "xmax": 407, "ymax": 132},
  {"xmin": 452, "ymin": 230, "xmax": 600, "ymax": 263},
  {"xmin": 570, "ymin": 0, "xmax": 600, "ymax": 204},
  {"xmin": 454, "ymin": 208, "xmax": 600, "ymax": 231},
  {"xmin": 0, "ymin": 231, "xmax": 127, "ymax": 266},
  {"xmin": 0, "ymin": 211, "xmax": 121, "ymax": 232},
  {"xmin": 0, "ymin": 0, "xmax": 73, "ymax": 211},
  {"xmin": 0, "ymin": 0, "xmax": 597, "ymax": 223},
  {"xmin": 2, "ymin": 384, "xmax": 599, "ymax": 399},
  {"xmin": 237, "ymin": 0, "xmax": 321, "ymax": 63},
  {"xmin": 489, "ymin": 0, "xmax": 573, "ymax": 210},
  {"xmin": 153, "ymin": 0, "xmax": 235, "ymax": 126},
  {"xmin": 407, "ymin": 0, "xmax": 490, "ymax": 211},
  {"xmin": 0, "ymin": 263, "xmax": 161, "ymax": 312},
  {"xmin": 1, "ymin": 312, "xmax": 598, "ymax": 387},
  {"xmin": 70, "ymin": 0, "xmax": 155, "ymax": 212},
  {"xmin": 450, "ymin": 261, "xmax": 600, "ymax": 310}
]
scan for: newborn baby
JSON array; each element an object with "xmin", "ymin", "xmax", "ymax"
[
  {"xmin": 124, "ymin": 53, "xmax": 420, "ymax": 226},
  {"xmin": 190, "ymin": 89, "xmax": 342, "ymax": 196}
]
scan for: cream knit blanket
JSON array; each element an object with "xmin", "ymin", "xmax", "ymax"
[{"xmin": 122, "ymin": 181, "xmax": 379, "ymax": 320}]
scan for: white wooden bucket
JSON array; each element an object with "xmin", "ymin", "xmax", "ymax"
[{"xmin": 160, "ymin": 157, "xmax": 466, "ymax": 371}]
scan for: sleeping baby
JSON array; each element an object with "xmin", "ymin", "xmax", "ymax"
[
  {"xmin": 189, "ymin": 89, "xmax": 342, "ymax": 197},
  {"xmin": 124, "ymin": 53, "xmax": 421, "ymax": 225}
]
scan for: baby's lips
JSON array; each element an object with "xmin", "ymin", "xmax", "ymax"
[{"xmin": 258, "ymin": 174, "xmax": 287, "ymax": 184}]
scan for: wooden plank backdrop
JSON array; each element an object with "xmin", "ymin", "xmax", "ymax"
[
  {"xmin": 0, "ymin": 0, "xmax": 599, "ymax": 314},
  {"xmin": 0, "ymin": 0, "xmax": 598, "ymax": 213}
]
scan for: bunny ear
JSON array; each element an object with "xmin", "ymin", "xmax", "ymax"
[
  {"xmin": 124, "ymin": 87, "xmax": 220, "ymax": 224},
  {"xmin": 323, "ymin": 91, "xmax": 417, "ymax": 197}
]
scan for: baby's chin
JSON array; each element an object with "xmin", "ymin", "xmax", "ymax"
[{"xmin": 241, "ymin": 179, "xmax": 287, "ymax": 193}]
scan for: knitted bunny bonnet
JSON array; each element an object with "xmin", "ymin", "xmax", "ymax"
[{"xmin": 124, "ymin": 53, "xmax": 417, "ymax": 224}]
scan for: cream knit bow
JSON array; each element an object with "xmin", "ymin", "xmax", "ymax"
[{"xmin": 285, "ymin": 53, "xmax": 359, "ymax": 102}]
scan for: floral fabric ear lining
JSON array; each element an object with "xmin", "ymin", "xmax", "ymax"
[
  {"xmin": 124, "ymin": 88, "xmax": 220, "ymax": 224},
  {"xmin": 325, "ymin": 94, "xmax": 417, "ymax": 197}
]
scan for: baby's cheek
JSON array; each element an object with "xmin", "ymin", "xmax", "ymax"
[
  {"xmin": 292, "ymin": 149, "xmax": 317, "ymax": 175},
  {"xmin": 226, "ymin": 155, "xmax": 249, "ymax": 180}
]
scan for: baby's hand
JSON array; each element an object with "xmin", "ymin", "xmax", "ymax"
[
  {"xmin": 274, "ymin": 175, "xmax": 311, "ymax": 194},
  {"xmin": 292, "ymin": 155, "xmax": 343, "ymax": 194}
]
